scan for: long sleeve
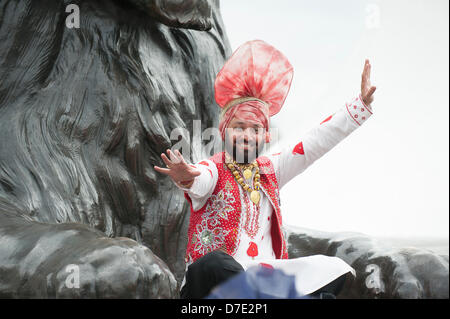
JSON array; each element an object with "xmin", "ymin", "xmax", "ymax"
[
  {"xmin": 269, "ymin": 94, "xmax": 373, "ymax": 189},
  {"xmin": 174, "ymin": 159, "xmax": 218, "ymax": 211}
]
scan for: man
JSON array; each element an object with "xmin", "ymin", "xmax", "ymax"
[{"xmin": 154, "ymin": 40, "xmax": 376, "ymax": 298}]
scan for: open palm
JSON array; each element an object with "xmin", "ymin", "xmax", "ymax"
[
  {"xmin": 154, "ymin": 149, "xmax": 201, "ymax": 186},
  {"xmin": 361, "ymin": 59, "xmax": 377, "ymax": 106}
]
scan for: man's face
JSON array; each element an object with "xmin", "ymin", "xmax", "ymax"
[{"xmin": 224, "ymin": 117, "xmax": 266, "ymax": 164}]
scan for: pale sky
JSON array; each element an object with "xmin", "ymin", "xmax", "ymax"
[{"xmin": 220, "ymin": 0, "xmax": 449, "ymax": 239}]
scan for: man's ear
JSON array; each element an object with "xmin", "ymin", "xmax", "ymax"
[{"xmin": 126, "ymin": 0, "xmax": 213, "ymax": 31}]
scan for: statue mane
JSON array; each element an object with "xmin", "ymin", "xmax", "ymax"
[{"xmin": 0, "ymin": 0, "xmax": 230, "ymax": 282}]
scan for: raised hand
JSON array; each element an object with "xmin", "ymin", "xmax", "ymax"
[
  {"xmin": 154, "ymin": 149, "xmax": 201, "ymax": 188},
  {"xmin": 361, "ymin": 59, "xmax": 377, "ymax": 106}
]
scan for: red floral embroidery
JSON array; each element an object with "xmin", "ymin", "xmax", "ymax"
[
  {"xmin": 247, "ymin": 242, "xmax": 258, "ymax": 258},
  {"xmin": 184, "ymin": 152, "xmax": 288, "ymax": 264},
  {"xmin": 199, "ymin": 161, "xmax": 209, "ymax": 166},
  {"xmin": 292, "ymin": 141, "xmax": 304, "ymax": 155}
]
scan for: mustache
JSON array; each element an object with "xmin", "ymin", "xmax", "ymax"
[{"xmin": 232, "ymin": 137, "xmax": 258, "ymax": 146}]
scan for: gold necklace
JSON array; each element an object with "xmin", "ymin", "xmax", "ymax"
[{"xmin": 226, "ymin": 160, "xmax": 261, "ymax": 205}]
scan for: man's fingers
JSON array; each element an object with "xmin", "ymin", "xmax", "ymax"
[
  {"xmin": 167, "ymin": 149, "xmax": 181, "ymax": 164},
  {"xmin": 362, "ymin": 60, "xmax": 374, "ymax": 95},
  {"xmin": 175, "ymin": 149, "xmax": 187, "ymax": 164},
  {"xmin": 360, "ymin": 59, "xmax": 375, "ymax": 105},
  {"xmin": 154, "ymin": 165, "xmax": 171, "ymax": 175},
  {"xmin": 161, "ymin": 153, "xmax": 172, "ymax": 167},
  {"xmin": 172, "ymin": 149, "xmax": 183, "ymax": 163},
  {"xmin": 368, "ymin": 86, "xmax": 377, "ymax": 98},
  {"xmin": 191, "ymin": 169, "xmax": 201, "ymax": 177},
  {"xmin": 362, "ymin": 59, "xmax": 370, "ymax": 81},
  {"xmin": 363, "ymin": 86, "xmax": 377, "ymax": 105}
]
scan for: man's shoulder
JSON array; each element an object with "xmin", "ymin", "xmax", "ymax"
[
  {"xmin": 256, "ymin": 154, "xmax": 275, "ymax": 166},
  {"xmin": 256, "ymin": 155, "xmax": 277, "ymax": 176}
]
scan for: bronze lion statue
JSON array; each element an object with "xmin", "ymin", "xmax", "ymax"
[{"xmin": 0, "ymin": 0, "xmax": 447, "ymax": 298}]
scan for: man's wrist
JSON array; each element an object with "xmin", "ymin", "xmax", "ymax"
[
  {"xmin": 177, "ymin": 179, "xmax": 195, "ymax": 188},
  {"xmin": 359, "ymin": 93, "xmax": 373, "ymax": 112},
  {"xmin": 345, "ymin": 95, "xmax": 373, "ymax": 126}
]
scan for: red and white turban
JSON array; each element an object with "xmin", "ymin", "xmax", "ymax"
[{"xmin": 215, "ymin": 40, "xmax": 294, "ymax": 142}]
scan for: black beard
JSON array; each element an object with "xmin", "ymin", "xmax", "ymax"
[
  {"xmin": 224, "ymin": 140, "xmax": 264, "ymax": 164},
  {"xmin": 234, "ymin": 148, "xmax": 255, "ymax": 164}
]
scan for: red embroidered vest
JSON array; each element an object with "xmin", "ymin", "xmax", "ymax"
[{"xmin": 184, "ymin": 152, "xmax": 289, "ymax": 264}]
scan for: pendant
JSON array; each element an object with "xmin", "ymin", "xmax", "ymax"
[
  {"xmin": 250, "ymin": 190, "xmax": 260, "ymax": 205},
  {"xmin": 247, "ymin": 241, "xmax": 258, "ymax": 258},
  {"xmin": 243, "ymin": 169, "xmax": 252, "ymax": 180}
]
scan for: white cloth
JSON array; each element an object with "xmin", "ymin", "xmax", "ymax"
[
  {"xmin": 241, "ymin": 256, "xmax": 355, "ymax": 296},
  {"xmin": 177, "ymin": 95, "xmax": 372, "ymax": 295}
]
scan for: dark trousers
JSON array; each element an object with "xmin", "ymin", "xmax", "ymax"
[
  {"xmin": 310, "ymin": 273, "xmax": 348, "ymax": 299},
  {"xmin": 180, "ymin": 250, "xmax": 244, "ymax": 299},
  {"xmin": 180, "ymin": 250, "xmax": 348, "ymax": 299}
]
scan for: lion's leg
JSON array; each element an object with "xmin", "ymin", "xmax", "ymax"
[{"xmin": 0, "ymin": 210, "xmax": 177, "ymax": 298}]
